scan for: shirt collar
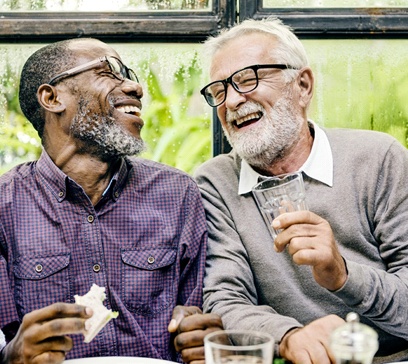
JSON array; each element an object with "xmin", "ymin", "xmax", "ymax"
[
  {"xmin": 238, "ymin": 120, "xmax": 333, "ymax": 195},
  {"xmin": 36, "ymin": 149, "xmax": 128, "ymax": 202}
]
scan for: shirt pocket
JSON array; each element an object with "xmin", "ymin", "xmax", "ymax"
[
  {"xmin": 14, "ymin": 253, "xmax": 71, "ymax": 317},
  {"xmin": 121, "ymin": 247, "xmax": 177, "ymax": 317}
]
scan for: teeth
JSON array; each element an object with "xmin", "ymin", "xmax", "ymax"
[
  {"xmin": 236, "ymin": 112, "xmax": 262, "ymax": 126},
  {"xmin": 116, "ymin": 105, "xmax": 141, "ymax": 116}
]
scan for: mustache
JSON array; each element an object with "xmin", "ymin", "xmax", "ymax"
[{"xmin": 226, "ymin": 101, "xmax": 265, "ymax": 123}]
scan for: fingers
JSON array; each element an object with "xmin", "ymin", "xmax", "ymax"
[
  {"xmin": 23, "ymin": 302, "xmax": 92, "ymax": 328},
  {"xmin": 280, "ymin": 316, "xmax": 343, "ymax": 364},
  {"xmin": 30, "ymin": 350, "xmax": 67, "ymax": 364},
  {"xmin": 178, "ymin": 343, "xmax": 205, "ymax": 364},
  {"xmin": 273, "ymin": 210, "xmax": 319, "ymax": 231},
  {"xmin": 22, "ymin": 336, "xmax": 73, "ymax": 364},
  {"xmin": 273, "ymin": 211, "xmax": 322, "ymax": 253},
  {"xmin": 178, "ymin": 313, "xmax": 223, "ymax": 333},
  {"xmin": 22, "ymin": 303, "xmax": 92, "ymax": 343},
  {"xmin": 168, "ymin": 306, "xmax": 203, "ymax": 332},
  {"xmin": 174, "ymin": 326, "xmax": 221, "ymax": 353},
  {"xmin": 3, "ymin": 303, "xmax": 92, "ymax": 364}
]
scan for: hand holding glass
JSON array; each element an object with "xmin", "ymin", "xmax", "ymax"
[
  {"xmin": 252, "ymin": 172, "xmax": 308, "ymax": 240},
  {"xmin": 204, "ymin": 330, "xmax": 274, "ymax": 364}
]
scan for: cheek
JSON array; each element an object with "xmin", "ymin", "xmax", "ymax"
[{"xmin": 216, "ymin": 106, "xmax": 227, "ymax": 124}]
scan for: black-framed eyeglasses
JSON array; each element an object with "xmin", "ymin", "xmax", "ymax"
[
  {"xmin": 200, "ymin": 64, "xmax": 298, "ymax": 107},
  {"xmin": 48, "ymin": 56, "xmax": 139, "ymax": 86}
]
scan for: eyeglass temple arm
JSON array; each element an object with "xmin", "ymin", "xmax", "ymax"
[{"xmin": 48, "ymin": 57, "xmax": 106, "ymax": 85}]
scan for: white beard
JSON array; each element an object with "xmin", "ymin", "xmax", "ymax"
[
  {"xmin": 223, "ymin": 92, "xmax": 303, "ymax": 170},
  {"xmin": 71, "ymin": 97, "xmax": 146, "ymax": 161}
]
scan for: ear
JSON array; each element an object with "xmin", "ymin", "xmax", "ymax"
[
  {"xmin": 296, "ymin": 67, "xmax": 314, "ymax": 108},
  {"xmin": 37, "ymin": 84, "xmax": 66, "ymax": 114}
]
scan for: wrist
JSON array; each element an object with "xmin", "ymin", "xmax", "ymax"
[{"xmin": 279, "ymin": 327, "xmax": 301, "ymax": 357}]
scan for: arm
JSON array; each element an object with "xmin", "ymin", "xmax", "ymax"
[
  {"xmin": 170, "ymin": 181, "xmax": 219, "ymax": 363},
  {"xmin": 1, "ymin": 303, "xmax": 91, "ymax": 364},
  {"xmin": 169, "ymin": 306, "xmax": 223, "ymax": 364},
  {"xmin": 197, "ymin": 168, "xmax": 303, "ymax": 347},
  {"xmin": 279, "ymin": 315, "xmax": 344, "ymax": 364},
  {"xmin": 274, "ymin": 139, "xmax": 408, "ymax": 341}
]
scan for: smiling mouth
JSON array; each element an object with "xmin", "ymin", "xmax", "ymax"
[
  {"xmin": 116, "ymin": 105, "xmax": 141, "ymax": 117},
  {"xmin": 234, "ymin": 111, "xmax": 263, "ymax": 128}
]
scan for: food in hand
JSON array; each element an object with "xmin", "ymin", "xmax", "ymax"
[{"xmin": 74, "ymin": 284, "xmax": 119, "ymax": 343}]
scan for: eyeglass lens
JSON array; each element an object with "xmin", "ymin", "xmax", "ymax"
[
  {"xmin": 107, "ymin": 57, "xmax": 139, "ymax": 83},
  {"xmin": 204, "ymin": 67, "xmax": 259, "ymax": 106}
]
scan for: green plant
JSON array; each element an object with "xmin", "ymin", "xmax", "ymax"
[
  {"xmin": 0, "ymin": 53, "xmax": 211, "ymax": 175},
  {"xmin": 138, "ymin": 53, "xmax": 211, "ymax": 174},
  {"xmin": 0, "ymin": 64, "xmax": 41, "ymax": 175}
]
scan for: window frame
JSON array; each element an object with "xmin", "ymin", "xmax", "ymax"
[
  {"xmin": 240, "ymin": 1, "xmax": 408, "ymax": 38},
  {"xmin": 0, "ymin": 0, "xmax": 236, "ymax": 43}
]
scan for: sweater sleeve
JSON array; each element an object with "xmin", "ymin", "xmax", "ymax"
[
  {"xmin": 332, "ymin": 139, "xmax": 408, "ymax": 340},
  {"xmin": 195, "ymin": 157, "xmax": 302, "ymax": 349}
]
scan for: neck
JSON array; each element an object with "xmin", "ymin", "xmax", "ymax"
[
  {"xmin": 49, "ymin": 146, "xmax": 119, "ymax": 205},
  {"xmin": 253, "ymin": 123, "xmax": 314, "ymax": 176}
]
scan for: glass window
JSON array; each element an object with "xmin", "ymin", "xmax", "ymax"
[
  {"xmin": 305, "ymin": 39, "xmax": 408, "ymax": 147},
  {"xmin": 263, "ymin": 0, "xmax": 408, "ymax": 7},
  {"xmin": 0, "ymin": 43, "xmax": 211, "ymax": 175},
  {"xmin": 0, "ymin": 0, "xmax": 212, "ymax": 11}
]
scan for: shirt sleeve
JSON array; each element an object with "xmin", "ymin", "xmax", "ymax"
[
  {"xmin": 176, "ymin": 180, "xmax": 208, "ymax": 308},
  {"xmin": 0, "ymin": 226, "xmax": 20, "ymax": 338}
]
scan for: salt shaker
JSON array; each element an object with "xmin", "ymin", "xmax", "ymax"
[{"xmin": 330, "ymin": 312, "xmax": 379, "ymax": 364}]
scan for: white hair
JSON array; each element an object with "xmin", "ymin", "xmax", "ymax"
[{"xmin": 202, "ymin": 16, "xmax": 309, "ymax": 81}]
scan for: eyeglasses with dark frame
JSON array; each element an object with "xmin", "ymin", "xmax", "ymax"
[
  {"xmin": 48, "ymin": 56, "xmax": 139, "ymax": 86},
  {"xmin": 200, "ymin": 64, "xmax": 298, "ymax": 107}
]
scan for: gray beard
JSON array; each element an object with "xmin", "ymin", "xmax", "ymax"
[
  {"xmin": 70, "ymin": 98, "xmax": 146, "ymax": 161},
  {"xmin": 223, "ymin": 95, "xmax": 303, "ymax": 170}
]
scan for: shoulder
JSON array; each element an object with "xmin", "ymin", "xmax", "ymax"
[
  {"xmin": 194, "ymin": 151, "xmax": 239, "ymax": 179},
  {"xmin": 324, "ymin": 127, "xmax": 400, "ymax": 145},
  {"xmin": 125, "ymin": 157, "xmax": 198, "ymax": 190},
  {"xmin": 323, "ymin": 127, "xmax": 406, "ymax": 155},
  {"xmin": 0, "ymin": 161, "xmax": 36, "ymax": 186},
  {"xmin": 193, "ymin": 151, "xmax": 241, "ymax": 196}
]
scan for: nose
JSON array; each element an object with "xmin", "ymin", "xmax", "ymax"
[
  {"xmin": 224, "ymin": 83, "xmax": 246, "ymax": 110},
  {"xmin": 121, "ymin": 78, "xmax": 143, "ymax": 99}
]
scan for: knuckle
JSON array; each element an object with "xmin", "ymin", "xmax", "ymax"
[{"xmin": 51, "ymin": 302, "xmax": 67, "ymax": 316}]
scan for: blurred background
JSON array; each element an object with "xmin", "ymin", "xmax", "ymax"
[{"xmin": 1, "ymin": 0, "xmax": 408, "ymax": 175}]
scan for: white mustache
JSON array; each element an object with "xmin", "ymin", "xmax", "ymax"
[{"xmin": 226, "ymin": 101, "xmax": 265, "ymax": 123}]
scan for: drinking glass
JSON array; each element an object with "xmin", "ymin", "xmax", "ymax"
[
  {"xmin": 252, "ymin": 171, "xmax": 308, "ymax": 240},
  {"xmin": 204, "ymin": 330, "xmax": 274, "ymax": 364}
]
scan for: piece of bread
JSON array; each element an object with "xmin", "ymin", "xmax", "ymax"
[{"xmin": 74, "ymin": 284, "xmax": 119, "ymax": 343}]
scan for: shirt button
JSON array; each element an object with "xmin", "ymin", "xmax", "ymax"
[
  {"xmin": 93, "ymin": 264, "xmax": 101, "ymax": 273},
  {"xmin": 114, "ymin": 191, "xmax": 119, "ymax": 198},
  {"xmin": 87, "ymin": 215, "xmax": 94, "ymax": 223},
  {"xmin": 35, "ymin": 264, "xmax": 43, "ymax": 273},
  {"xmin": 58, "ymin": 191, "xmax": 64, "ymax": 197},
  {"xmin": 147, "ymin": 256, "xmax": 155, "ymax": 264}
]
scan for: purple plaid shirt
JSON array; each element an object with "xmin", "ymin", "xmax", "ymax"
[{"xmin": 0, "ymin": 151, "xmax": 207, "ymax": 362}]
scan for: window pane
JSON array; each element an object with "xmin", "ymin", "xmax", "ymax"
[
  {"xmin": 0, "ymin": 0, "xmax": 212, "ymax": 11},
  {"xmin": 0, "ymin": 43, "xmax": 211, "ymax": 175},
  {"xmin": 305, "ymin": 39, "xmax": 408, "ymax": 147},
  {"xmin": 263, "ymin": 0, "xmax": 408, "ymax": 7}
]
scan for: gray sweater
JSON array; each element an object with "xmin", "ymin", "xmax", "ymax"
[{"xmin": 194, "ymin": 128, "xmax": 408, "ymax": 363}]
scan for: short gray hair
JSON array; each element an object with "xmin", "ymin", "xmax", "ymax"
[{"xmin": 203, "ymin": 16, "xmax": 309, "ymax": 81}]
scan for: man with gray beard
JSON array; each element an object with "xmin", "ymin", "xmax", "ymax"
[
  {"xmin": 195, "ymin": 16, "xmax": 408, "ymax": 364},
  {"xmin": 0, "ymin": 38, "xmax": 222, "ymax": 364}
]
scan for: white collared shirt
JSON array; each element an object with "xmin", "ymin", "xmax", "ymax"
[
  {"xmin": 0, "ymin": 329, "xmax": 5, "ymax": 351},
  {"xmin": 238, "ymin": 120, "xmax": 333, "ymax": 195}
]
